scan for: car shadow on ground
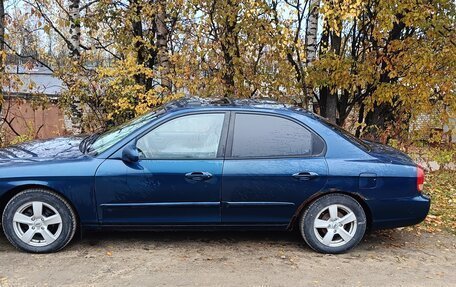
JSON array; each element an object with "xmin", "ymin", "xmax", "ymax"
[{"xmin": 0, "ymin": 227, "xmax": 409, "ymax": 253}]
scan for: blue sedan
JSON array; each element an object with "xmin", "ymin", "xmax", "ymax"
[{"xmin": 0, "ymin": 97, "xmax": 430, "ymax": 253}]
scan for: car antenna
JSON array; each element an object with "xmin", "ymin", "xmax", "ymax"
[{"xmin": 222, "ymin": 97, "xmax": 233, "ymax": 105}]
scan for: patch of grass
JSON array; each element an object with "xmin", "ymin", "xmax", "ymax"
[{"xmin": 417, "ymin": 170, "xmax": 456, "ymax": 234}]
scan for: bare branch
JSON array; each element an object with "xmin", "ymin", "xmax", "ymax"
[
  {"xmin": 1, "ymin": 39, "xmax": 54, "ymax": 72},
  {"xmin": 79, "ymin": 0, "xmax": 99, "ymax": 11}
]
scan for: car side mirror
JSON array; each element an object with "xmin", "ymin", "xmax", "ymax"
[{"xmin": 122, "ymin": 144, "xmax": 139, "ymax": 163}]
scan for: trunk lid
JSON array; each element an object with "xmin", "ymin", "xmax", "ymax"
[{"xmin": 364, "ymin": 141, "xmax": 416, "ymax": 166}]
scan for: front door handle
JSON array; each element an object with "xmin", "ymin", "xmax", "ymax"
[
  {"xmin": 185, "ymin": 171, "xmax": 213, "ymax": 181},
  {"xmin": 292, "ymin": 172, "xmax": 319, "ymax": 180}
]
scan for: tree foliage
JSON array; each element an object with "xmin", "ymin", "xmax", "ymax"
[{"xmin": 1, "ymin": 0, "xmax": 455, "ymax": 143}]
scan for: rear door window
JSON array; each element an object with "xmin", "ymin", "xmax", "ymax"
[{"xmin": 231, "ymin": 113, "xmax": 324, "ymax": 158}]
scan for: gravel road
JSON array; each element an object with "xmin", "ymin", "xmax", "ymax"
[{"xmin": 0, "ymin": 229, "xmax": 455, "ymax": 287}]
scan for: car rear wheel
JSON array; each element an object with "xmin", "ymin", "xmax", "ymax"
[
  {"xmin": 300, "ymin": 194, "xmax": 366, "ymax": 254},
  {"xmin": 2, "ymin": 189, "xmax": 77, "ymax": 253}
]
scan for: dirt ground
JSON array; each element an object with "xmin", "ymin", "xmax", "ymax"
[{"xmin": 0, "ymin": 229, "xmax": 455, "ymax": 287}]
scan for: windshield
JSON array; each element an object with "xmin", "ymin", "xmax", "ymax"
[
  {"xmin": 86, "ymin": 109, "xmax": 165, "ymax": 155},
  {"xmin": 314, "ymin": 115, "xmax": 371, "ymax": 151}
]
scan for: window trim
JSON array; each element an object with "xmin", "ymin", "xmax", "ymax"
[
  {"xmin": 225, "ymin": 111, "xmax": 327, "ymax": 159},
  {"xmin": 135, "ymin": 111, "xmax": 230, "ymax": 160}
]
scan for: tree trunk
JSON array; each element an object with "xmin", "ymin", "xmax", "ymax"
[
  {"xmin": 156, "ymin": 0, "xmax": 171, "ymax": 94},
  {"xmin": 68, "ymin": 0, "xmax": 81, "ymax": 58},
  {"xmin": 0, "ymin": 0, "xmax": 4, "ymax": 65},
  {"xmin": 220, "ymin": 1, "xmax": 239, "ymax": 97},
  {"xmin": 324, "ymin": 30, "xmax": 341, "ymax": 124},
  {"xmin": 338, "ymin": 90, "xmax": 349, "ymax": 126},
  {"xmin": 221, "ymin": 42, "xmax": 235, "ymax": 96},
  {"xmin": 0, "ymin": 0, "xmax": 4, "ymax": 128},
  {"xmin": 355, "ymin": 102, "xmax": 365, "ymax": 138},
  {"xmin": 131, "ymin": 0, "xmax": 152, "ymax": 90},
  {"xmin": 318, "ymin": 19, "xmax": 341, "ymax": 124},
  {"xmin": 318, "ymin": 22, "xmax": 329, "ymax": 119},
  {"xmin": 363, "ymin": 19, "xmax": 406, "ymax": 140},
  {"xmin": 325, "ymin": 92, "xmax": 337, "ymax": 124},
  {"xmin": 66, "ymin": 0, "xmax": 83, "ymax": 133},
  {"xmin": 304, "ymin": 0, "xmax": 320, "ymax": 109}
]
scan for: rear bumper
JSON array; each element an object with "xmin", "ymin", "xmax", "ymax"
[{"xmin": 367, "ymin": 194, "xmax": 431, "ymax": 230}]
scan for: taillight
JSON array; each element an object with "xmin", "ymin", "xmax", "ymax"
[{"xmin": 417, "ymin": 166, "xmax": 425, "ymax": 192}]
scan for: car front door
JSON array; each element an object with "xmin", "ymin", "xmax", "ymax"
[
  {"xmin": 95, "ymin": 112, "xmax": 229, "ymax": 225},
  {"xmin": 221, "ymin": 112, "xmax": 328, "ymax": 226}
]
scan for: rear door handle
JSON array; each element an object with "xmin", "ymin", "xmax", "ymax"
[
  {"xmin": 292, "ymin": 172, "xmax": 319, "ymax": 180},
  {"xmin": 185, "ymin": 171, "xmax": 213, "ymax": 181}
]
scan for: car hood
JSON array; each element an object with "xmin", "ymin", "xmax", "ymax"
[
  {"xmin": 0, "ymin": 136, "xmax": 85, "ymax": 161},
  {"xmin": 364, "ymin": 140, "xmax": 415, "ymax": 166}
]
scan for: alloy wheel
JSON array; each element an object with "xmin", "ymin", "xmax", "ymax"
[
  {"xmin": 313, "ymin": 204, "xmax": 357, "ymax": 247},
  {"xmin": 12, "ymin": 201, "xmax": 63, "ymax": 247}
]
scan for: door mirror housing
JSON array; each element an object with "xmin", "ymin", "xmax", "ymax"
[{"xmin": 122, "ymin": 144, "xmax": 139, "ymax": 163}]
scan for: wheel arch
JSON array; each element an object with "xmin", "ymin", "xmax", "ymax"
[
  {"xmin": 0, "ymin": 184, "xmax": 80, "ymax": 226},
  {"xmin": 288, "ymin": 190, "xmax": 373, "ymax": 231}
]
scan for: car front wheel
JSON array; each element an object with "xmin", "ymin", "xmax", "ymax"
[
  {"xmin": 2, "ymin": 189, "xmax": 77, "ymax": 253},
  {"xmin": 300, "ymin": 194, "xmax": 367, "ymax": 254}
]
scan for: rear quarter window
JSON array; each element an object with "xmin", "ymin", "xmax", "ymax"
[{"xmin": 314, "ymin": 114, "xmax": 370, "ymax": 151}]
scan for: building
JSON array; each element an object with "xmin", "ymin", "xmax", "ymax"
[{"xmin": 1, "ymin": 65, "xmax": 69, "ymax": 141}]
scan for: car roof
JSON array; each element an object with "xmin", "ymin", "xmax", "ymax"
[{"xmin": 163, "ymin": 96, "xmax": 314, "ymax": 116}]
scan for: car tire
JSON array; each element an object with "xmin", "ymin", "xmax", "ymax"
[
  {"xmin": 2, "ymin": 189, "xmax": 77, "ymax": 253},
  {"xmin": 300, "ymin": 194, "xmax": 366, "ymax": 254}
]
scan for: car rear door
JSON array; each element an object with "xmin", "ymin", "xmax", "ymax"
[{"xmin": 221, "ymin": 112, "xmax": 328, "ymax": 225}]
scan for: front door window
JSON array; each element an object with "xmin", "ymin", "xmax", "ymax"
[{"xmin": 137, "ymin": 113, "xmax": 225, "ymax": 159}]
